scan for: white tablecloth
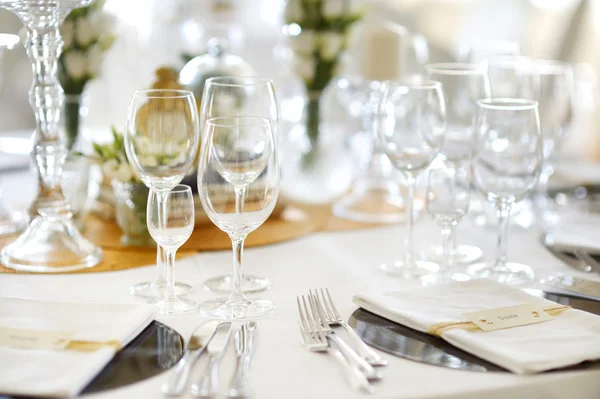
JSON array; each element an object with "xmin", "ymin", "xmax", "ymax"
[{"xmin": 1, "ymin": 167, "xmax": 600, "ymax": 399}]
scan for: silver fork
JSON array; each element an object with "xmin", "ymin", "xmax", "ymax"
[
  {"xmin": 312, "ymin": 288, "xmax": 388, "ymax": 367},
  {"xmin": 305, "ymin": 294, "xmax": 383, "ymax": 380},
  {"xmin": 297, "ymin": 297, "xmax": 374, "ymax": 394}
]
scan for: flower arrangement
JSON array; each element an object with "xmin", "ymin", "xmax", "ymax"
[
  {"xmin": 284, "ymin": 0, "xmax": 364, "ymax": 145},
  {"xmin": 87, "ymin": 126, "xmax": 138, "ymax": 183}
]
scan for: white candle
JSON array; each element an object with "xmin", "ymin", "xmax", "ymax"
[{"xmin": 358, "ymin": 22, "xmax": 408, "ymax": 81}]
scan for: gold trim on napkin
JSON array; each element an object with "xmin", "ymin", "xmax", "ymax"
[
  {"xmin": 66, "ymin": 340, "xmax": 122, "ymax": 352},
  {"xmin": 427, "ymin": 305, "xmax": 571, "ymax": 337}
]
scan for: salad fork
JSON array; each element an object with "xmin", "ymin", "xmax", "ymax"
[
  {"xmin": 297, "ymin": 297, "xmax": 374, "ymax": 394},
  {"xmin": 311, "ymin": 288, "xmax": 388, "ymax": 367}
]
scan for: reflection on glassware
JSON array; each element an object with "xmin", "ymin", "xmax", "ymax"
[
  {"xmin": 460, "ymin": 39, "xmax": 520, "ymax": 64},
  {"xmin": 377, "ymin": 80, "xmax": 446, "ymax": 278},
  {"xmin": 486, "ymin": 55, "xmax": 535, "ymax": 98},
  {"xmin": 467, "ymin": 99, "xmax": 543, "ymax": 284},
  {"xmin": 0, "ymin": 0, "xmax": 103, "ymax": 273},
  {"xmin": 423, "ymin": 63, "xmax": 489, "ymax": 265},
  {"xmin": 125, "ymin": 89, "xmax": 200, "ymax": 300},
  {"xmin": 147, "ymin": 185, "xmax": 197, "ymax": 314},
  {"xmin": 422, "ymin": 169, "xmax": 471, "ymax": 286},
  {"xmin": 200, "ymin": 76, "xmax": 278, "ymax": 293},
  {"xmin": 61, "ymin": 155, "xmax": 93, "ymax": 230},
  {"xmin": 198, "ymin": 116, "xmax": 278, "ymax": 320},
  {"xmin": 112, "ymin": 180, "xmax": 153, "ymax": 246}
]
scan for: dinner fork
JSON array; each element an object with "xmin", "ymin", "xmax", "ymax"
[
  {"xmin": 297, "ymin": 298, "xmax": 374, "ymax": 394},
  {"xmin": 311, "ymin": 288, "xmax": 388, "ymax": 367}
]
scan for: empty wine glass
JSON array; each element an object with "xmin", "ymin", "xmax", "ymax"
[
  {"xmin": 378, "ymin": 80, "xmax": 446, "ymax": 278},
  {"xmin": 125, "ymin": 89, "xmax": 200, "ymax": 300},
  {"xmin": 424, "ymin": 63, "xmax": 491, "ymax": 265},
  {"xmin": 198, "ymin": 116, "xmax": 279, "ymax": 320},
  {"xmin": 460, "ymin": 39, "xmax": 521, "ymax": 64},
  {"xmin": 486, "ymin": 55, "xmax": 535, "ymax": 98},
  {"xmin": 422, "ymin": 168, "xmax": 471, "ymax": 286},
  {"xmin": 200, "ymin": 76, "xmax": 278, "ymax": 293},
  {"xmin": 467, "ymin": 99, "xmax": 543, "ymax": 284},
  {"xmin": 147, "ymin": 185, "xmax": 196, "ymax": 314}
]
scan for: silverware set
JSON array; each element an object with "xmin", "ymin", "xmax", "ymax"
[
  {"xmin": 297, "ymin": 288, "xmax": 386, "ymax": 394},
  {"xmin": 163, "ymin": 320, "xmax": 258, "ymax": 398},
  {"xmin": 543, "ymin": 234, "xmax": 600, "ymax": 274}
]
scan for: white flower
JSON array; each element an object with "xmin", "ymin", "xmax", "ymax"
[
  {"xmin": 88, "ymin": 10, "xmax": 116, "ymax": 37},
  {"xmin": 322, "ymin": 0, "xmax": 345, "ymax": 19},
  {"xmin": 289, "ymin": 29, "xmax": 316, "ymax": 56},
  {"xmin": 114, "ymin": 162, "xmax": 134, "ymax": 182},
  {"xmin": 292, "ymin": 55, "xmax": 315, "ymax": 83},
  {"xmin": 60, "ymin": 20, "xmax": 74, "ymax": 49},
  {"xmin": 138, "ymin": 155, "xmax": 158, "ymax": 168},
  {"xmin": 98, "ymin": 32, "xmax": 116, "ymax": 51},
  {"xmin": 349, "ymin": 0, "xmax": 365, "ymax": 15},
  {"xmin": 86, "ymin": 44, "xmax": 103, "ymax": 77},
  {"xmin": 284, "ymin": 0, "xmax": 304, "ymax": 23},
  {"xmin": 101, "ymin": 158, "xmax": 119, "ymax": 180},
  {"xmin": 319, "ymin": 31, "xmax": 344, "ymax": 60},
  {"xmin": 75, "ymin": 17, "xmax": 95, "ymax": 47},
  {"xmin": 64, "ymin": 51, "xmax": 87, "ymax": 79}
]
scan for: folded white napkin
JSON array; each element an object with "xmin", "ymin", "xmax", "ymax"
[
  {"xmin": 550, "ymin": 217, "xmax": 600, "ymax": 251},
  {"xmin": 0, "ymin": 297, "xmax": 155, "ymax": 397},
  {"xmin": 353, "ymin": 279, "xmax": 600, "ymax": 374}
]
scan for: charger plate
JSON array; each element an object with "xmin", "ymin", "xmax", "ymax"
[{"xmin": 349, "ymin": 290, "xmax": 600, "ymax": 373}]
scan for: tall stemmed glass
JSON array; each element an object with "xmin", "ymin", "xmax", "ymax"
[
  {"xmin": 378, "ymin": 80, "xmax": 446, "ymax": 277},
  {"xmin": 425, "ymin": 63, "xmax": 491, "ymax": 265},
  {"xmin": 125, "ymin": 89, "xmax": 200, "ymax": 299},
  {"xmin": 198, "ymin": 117, "xmax": 279, "ymax": 320},
  {"xmin": 200, "ymin": 76, "xmax": 278, "ymax": 293},
  {"xmin": 147, "ymin": 185, "xmax": 196, "ymax": 314},
  {"xmin": 0, "ymin": 0, "xmax": 103, "ymax": 272},
  {"xmin": 467, "ymin": 99, "xmax": 543, "ymax": 284}
]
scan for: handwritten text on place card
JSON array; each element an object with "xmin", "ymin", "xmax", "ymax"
[
  {"xmin": 464, "ymin": 304, "xmax": 554, "ymax": 332},
  {"xmin": 0, "ymin": 327, "xmax": 74, "ymax": 350}
]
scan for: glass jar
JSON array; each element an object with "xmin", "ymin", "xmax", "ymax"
[{"xmin": 112, "ymin": 180, "xmax": 153, "ymax": 246}]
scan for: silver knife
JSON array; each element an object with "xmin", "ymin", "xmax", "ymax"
[
  {"xmin": 542, "ymin": 275, "xmax": 600, "ymax": 300},
  {"xmin": 191, "ymin": 321, "xmax": 232, "ymax": 398},
  {"xmin": 226, "ymin": 322, "xmax": 257, "ymax": 399},
  {"xmin": 162, "ymin": 320, "xmax": 221, "ymax": 397}
]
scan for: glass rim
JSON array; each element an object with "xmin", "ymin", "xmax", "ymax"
[
  {"xmin": 425, "ymin": 62, "xmax": 487, "ymax": 75},
  {"xmin": 205, "ymin": 76, "xmax": 274, "ymax": 87},
  {"xmin": 205, "ymin": 116, "xmax": 271, "ymax": 128},
  {"xmin": 486, "ymin": 55, "xmax": 533, "ymax": 67},
  {"xmin": 132, "ymin": 89, "xmax": 194, "ymax": 99},
  {"xmin": 386, "ymin": 79, "xmax": 442, "ymax": 90},
  {"xmin": 533, "ymin": 59, "xmax": 572, "ymax": 75},
  {"xmin": 169, "ymin": 184, "xmax": 192, "ymax": 193},
  {"xmin": 478, "ymin": 98, "xmax": 538, "ymax": 110}
]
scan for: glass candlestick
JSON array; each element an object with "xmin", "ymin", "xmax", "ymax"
[{"xmin": 0, "ymin": 0, "xmax": 102, "ymax": 272}]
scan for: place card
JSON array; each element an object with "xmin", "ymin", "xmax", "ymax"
[
  {"xmin": 0, "ymin": 327, "xmax": 74, "ymax": 350},
  {"xmin": 464, "ymin": 304, "xmax": 555, "ymax": 332}
]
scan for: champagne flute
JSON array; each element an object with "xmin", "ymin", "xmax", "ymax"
[
  {"xmin": 424, "ymin": 63, "xmax": 490, "ymax": 265},
  {"xmin": 198, "ymin": 116, "xmax": 279, "ymax": 320},
  {"xmin": 377, "ymin": 80, "xmax": 446, "ymax": 278},
  {"xmin": 422, "ymin": 168, "xmax": 471, "ymax": 286},
  {"xmin": 467, "ymin": 99, "xmax": 543, "ymax": 284},
  {"xmin": 125, "ymin": 89, "xmax": 200, "ymax": 300},
  {"xmin": 200, "ymin": 76, "xmax": 278, "ymax": 293},
  {"xmin": 147, "ymin": 185, "xmax": 196, "ymax": 314}
]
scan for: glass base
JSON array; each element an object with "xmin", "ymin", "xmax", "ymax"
[
  {"xmin": 204, "ymin": 274, "xmax": 271, "ymax": 293},
  {"xmin": 332, "ymin": 181, "xmax": 410, "ymax": 224},
  {"xmin": 149, "ymin": 296, "xmax": 197, "ymax": 315},
  {"xmin": 421, "ymin": 271, "xmax": 471, "ymax": 286},
  {"xmin": 199, "ymin": 296, "xmax": 275, "ymax": 320},
  {"xmin": 130, "ymin": 281, "xmax": 194, "ymax": 299},
  {"xmin": 425, "ymin": 245, "xmax": 484, "ymax": 265},
  {"xmin": 0, "ymin": 216, "xmax": 102, "ymax": 272},
  {"xmin": 378, "ymin": 260, "xmax": 439, "ymax": 279},
  {"xmin": 466, "ymin": 262, "xmax": 535, "ymax": 285},
  {"xmin": 0, "ymin": 210, "xmax": 28, "ymax": 238}
]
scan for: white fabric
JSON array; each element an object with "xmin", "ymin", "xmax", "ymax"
[
  {"xmin": 550, "ymin": 215, "xmax": 600, "ymax": 251},
  {"xmin": 0, "ymin": 298, "xmax": 155, "ymax": 397},
  {"xmin": 353, "ymin": 279, "xmax": 600, "ymax": 374}
]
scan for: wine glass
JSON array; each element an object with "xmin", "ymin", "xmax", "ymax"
[
  {"xmin": 422, "ymin": 168, "xmax": 471, "ymax": 286},
  {"xmin": 125, "ymin": 89, "xmax": 200, "ymax": 300},
  {"xmin": 377, "ymin": 80, "xmax": 446, "ymax": 278},
  {"xmin": 467, "ymin": 99, "xmax": 543, "ymax": 284},
  {"xmin": 424, "ymin": 63, "xmax": 490, "ymax": 265},
  {"xmin": 460, "ymin": 39, "xmax": 521, "ymax": 64},
  {"xmin": 200, "ymin": 76, "xmax": 279, "ymax": 293},
  {"xmin": 198, "ymin": 116, "xmax": 279, "ymax": 320},
  {"xmin": 147, "ymin": 185, "xmax": 196, "ymax": 314},
  {"xmin": 486, "ymin": 55, "xmax": 535, "ymax": 98}
]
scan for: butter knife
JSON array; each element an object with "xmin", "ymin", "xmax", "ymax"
[
  {"xmin": 191, "ymin": 321, "xmax": 232, "ymax": 398},
  {"xmin": 226, "ymin": 322, "xmax": 257, "ymax": 399},
  {"xmin": 162, "ymin": 320, "xmax": 220, "ymax": 397},
  {"xmin": 542, "ymin": 275, "xmax": 600, "ymax": 300}
]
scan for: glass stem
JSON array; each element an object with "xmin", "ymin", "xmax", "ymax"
[
  {"xmin": 403, "ymin": 173, "xmax": 416, "ymax": 266},
  {"xmin": 230, "ymin": 235, "xmax": 246, "ymax": 301},
  {"xmin": 440, "ymin": 225, "xmax": 452, "ymax": 277},
  {"xmin": 494, "ymin": 200, "xmax": 512, "ymax": 269},
  {"xmin": 164, "ymin": 248, "xmax": 177, "ymax": 302},
  {"xmin": 235, "ymin": 186, "xmax": 246, "ymax": 214},
  {"xmin": 154, "ymin": 190, "xmax": 169, "ymax": 288}
]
